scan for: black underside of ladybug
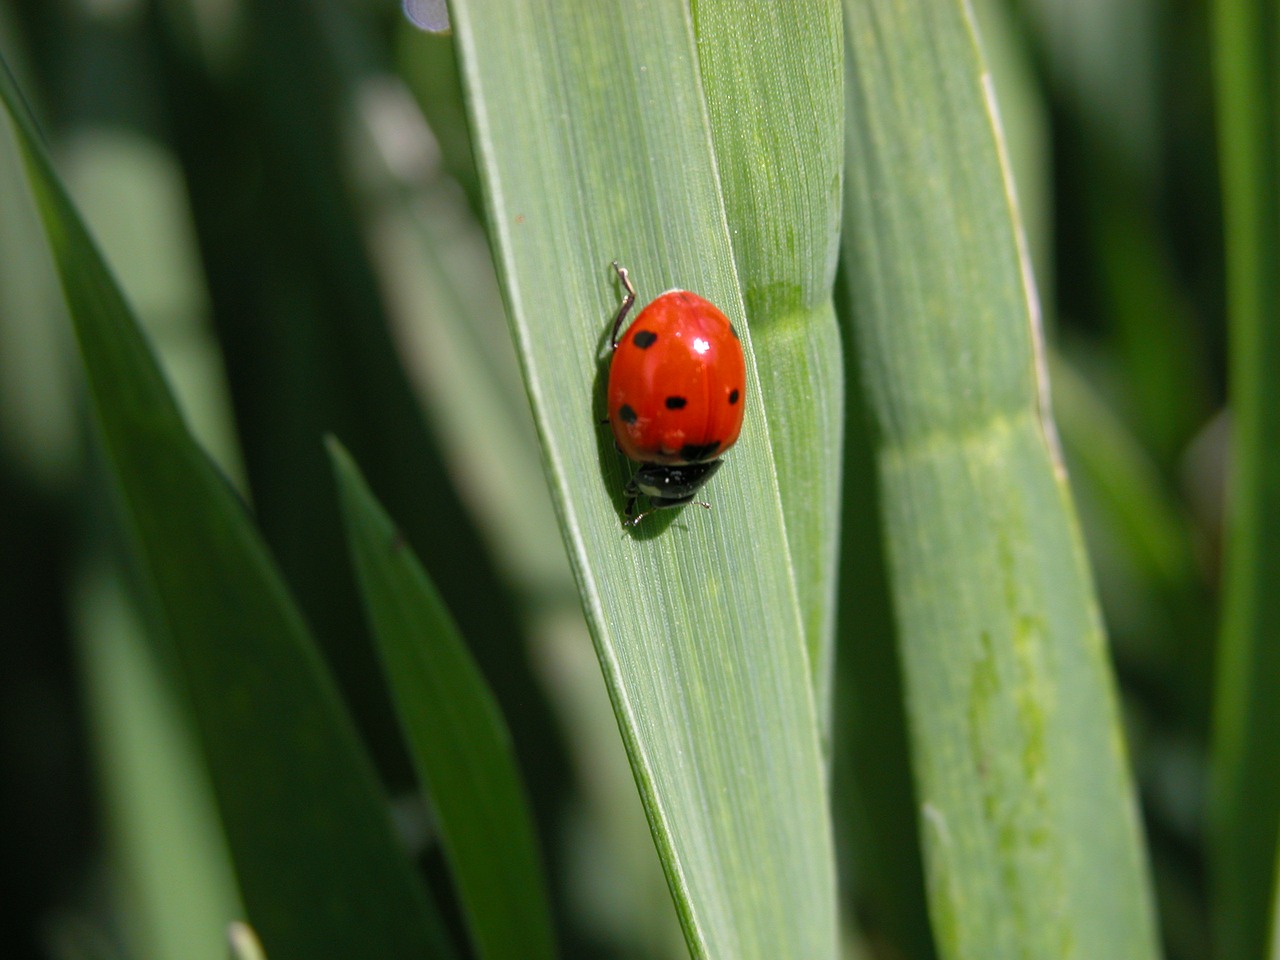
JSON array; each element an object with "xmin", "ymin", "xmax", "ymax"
[{"xmin": 624, "ymin": 459, "xmax": 724, "ymax": 523}]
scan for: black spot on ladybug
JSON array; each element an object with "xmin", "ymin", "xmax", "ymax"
[
  {"xmin": 680, "ymin": 440, "xmax": 721, "ymax": 462},
  {"xmin": 619, "ymin": 404, "xmax": 638, "ymax": 424},
  {"xmin": 728, "ymin": 389, "xmax": 740, "ymax": 405},
  {"xmin": 665, "ymin": 396, "xmax": 687, "ymax": 410},
  {"xmin": 632, "ymin": 330, "xmax": 658, "ymax": 349},
  {"xmin": 729, "ymin": 325, "xmax": 740, "ymax": 340}
]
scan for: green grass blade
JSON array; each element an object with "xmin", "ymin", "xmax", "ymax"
[
  {"xmin": 696, "ymin": 1, "xmax": 844, "ymax": 737},
  {"xmin": 1209, "ymin": 0, "xmax": 1280, "ymax": 956},
  {"xmin": 690, "ymin": 0, "xmax": 845, "ymax": 733},
  {"xmin": 328, "ymin": 439, "xmax": 558, "ymax": 960},
  {"xmin": 840, "ymin": 3, "xmax": 1159, "ymax": 957},
  {"xmin": 0, "ymin": 55, "xmax": 453, "ymax": 960},
  {"xmin": 442, "ymin": 1, "xmax": 837, "ymax": 957}
]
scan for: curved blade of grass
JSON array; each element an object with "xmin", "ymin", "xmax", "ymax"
[
  {"xmin": 1209, "ymin": 0, "xmax": 1280, "ymax": 956},
  {"xmin": 840, "ymin": 3, "xmax": 1159, "ymax": 957},
  {"xmin": 690, "ymin": 0, "xmax": 844, "ymax": 736},
  {"xmin": 0, "ymin": 56, "xmax": 453, "ymax": 960},
  {"xmin": 442, "ymin": 2, "xmax": 837, "ymax": 958},
  {"xmin": 329, "ymin": 439, "xmax": 557, "ymax": 960}
]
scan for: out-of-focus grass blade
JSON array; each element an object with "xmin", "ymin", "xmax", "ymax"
[
  {"xmin": 329, "ymin": 439, "xmax": 557, "ymax": 960},
  {"xmin": 0, "ymin": 41, "xmax": 77, "ymax": 489},
  {"xmin": 1021, "ymin": 0, "xmax": 1159, "ymax": 178},
  {"xmin": 395, "ymin": 29, "xmax": 484, "ymax": 217},
  {"xmin": 1025, "ymin": 0, "xmax": 1208, "ymax": 466},
  {"xmin": 442, "ymin": 1, "xmax": 837, "ymax": 957},
  {"xmin": 75, "ymin": 558, "xmax": 241, "ymax": 960},
  {"xmin": 1051, "ymin": 351, "xmax": 1213, "ymax": 699},
  {"xmin": 690, "ymin": 0, "xmax": 844, "ymax": 736},
  {"xmin": 1093, "ymin": 203, "xmax": 1211, "ymax": 466},
  {"xmin": 0, "ymin": 56, "xmax": 453, "ymax": 960},
  {"xmin": 841, "ymin": 3, "xmax": 1159, "ymax": 957},
  {"xmin": 59, "ymin": 126, "xmax": 244, "ymax": 487},
  {"xmin": 228, "ymin": 923, "xmax": 268, "ymax": 960},
  {"xmin": 1209, "ymin": 0, "xmax": 1280, "ymax": 956},
  {"xmin": 1050, "ymin": 355, "xmax": 1196, "ymax": 589}
]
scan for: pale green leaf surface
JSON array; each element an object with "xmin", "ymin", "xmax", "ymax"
[
  {"xmin": 841, "ymin": 3, "xmax": 1158, "ymax": 957},
  {"xmin": 330, "ymin": 440, "xmax": 558, "ymax": 960},
  {"xmin": 691, "ymin": 0, "xmax": 845, "ymax": 736},
  {"xmin": 0, "ymin": 56, "xmax": 453, "ymax": 960},
  {"xmin": 442, "ymin": 1, "xmax": 837, "ymax": 957}
]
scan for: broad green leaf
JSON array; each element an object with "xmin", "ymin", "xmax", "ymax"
[
  {"xmin": 441, "ymin": 1, "xmax": 837, "ymax": 957},
  {"xmin": 690, "ymin": 0, "xmax": 845, "ymax": 739},
  {"xmin": 841, "ymin": 3, "xmax": 1159, "ymax": 958},
  {"xmin": 329, "ymin": 439, "xmax": 557, "ymax": 960},
  {"xmin": 1210, "ymin": 0, "xmax": 1280, "ymax": 956},
  {"xmin": 0, "ymin": 56, "xmax": 453, "ymax": 960}
]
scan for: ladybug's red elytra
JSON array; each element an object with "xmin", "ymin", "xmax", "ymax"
[{"xmin": 606, "ymin": 262, "xmax": 746, "ymax": 527}]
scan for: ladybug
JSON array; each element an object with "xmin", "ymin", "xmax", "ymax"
[{"xmin": 605, "ymin": 262, "xmax": 746, "ymax": 526}]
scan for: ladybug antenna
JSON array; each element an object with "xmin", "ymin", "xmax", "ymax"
[{"xmin": 610, "ymin": 261, "xmax": 637, "ymax": 349}]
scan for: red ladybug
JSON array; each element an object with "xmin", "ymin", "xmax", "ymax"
[{"xmin": 605, "ymin": 262, "xmax": 746, "ymax": 526}]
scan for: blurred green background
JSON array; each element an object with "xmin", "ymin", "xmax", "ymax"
[{"xmin": 0, "ymin": 0, "xmax": 1235, "ymax": 958}]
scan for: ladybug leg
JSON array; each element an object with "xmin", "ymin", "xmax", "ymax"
[
  {"xmin": 624, "ymin": 509, "xmax": 651, "ymax": 528},
  {"xmin": 610, "ymin": 261, "xmax": 637, "ymax": 349},
  {"xmin": 623, "ymin": 501, "xmax": 712, "ymax": 527},
  {"xmin": 622, "ymin": 494, "xmax": 713, "ymax": 528},
  {"xmin": 622, "ymin": 476, "xmax": 640, "ymax": 523}
]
